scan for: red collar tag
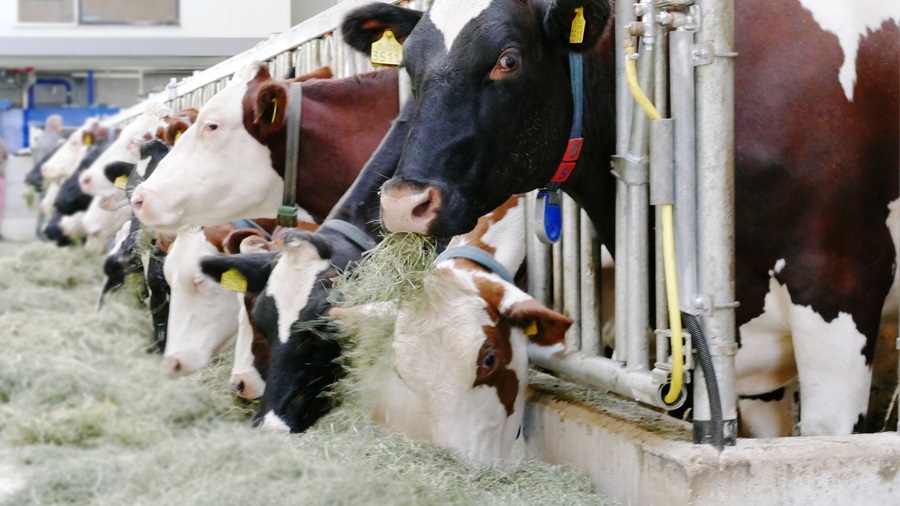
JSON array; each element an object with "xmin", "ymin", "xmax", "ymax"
[{"xmin": 550, "ymin": 137, "xmax": 583, "ymax": 183}]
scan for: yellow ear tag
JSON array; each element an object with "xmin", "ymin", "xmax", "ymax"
[
  {"xmin": 270, "ymin": 98, "xmax": 278, "ymax": 124},
  {"xmin": 83, "ymin": 134, "xmax": 93, "ymax": 146},
  {"xmin": 570, "ymin": 7, "xmax": 586, "ymax": 44},
  {"xmin": 220, "ymin": 268, "xmax": 248, "ymax": 292},
  {"xmin": 371, "ymin": 30, "xmax": 403, "ymax": 66},
  {"xmin": 114, "ymin": 175, "xmax": 128, "ymax": 190},
  {"xmin": 523, "ymin": 321, "xmax": 538, "ymax": 336},
  {"xmin": 174, "ymin": 130, "xmax": 183, "ymax": 143}
]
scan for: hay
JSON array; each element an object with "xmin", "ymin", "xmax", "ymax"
[{"xmin": 0, "ymin": 241, "xmax": 608, "ymax": 505}]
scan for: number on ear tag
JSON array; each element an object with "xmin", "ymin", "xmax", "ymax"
[
  {"xmin": 371, "ymin": 30, "xmax": 403, "ymax": 66},
  {"xmin": 220, "ymin": 268, "xmax": 248, "ymax": 292},
  {"xmin": 524, "ymin": 321, "xmax": 538, "ymax": 336},
  {"xmin": 114, "ymin": 175, "xmax": 128, "ymax": 190},
  {"xmin": 570, "ymin": 7, "xmax": 586, "ymax": 44}
]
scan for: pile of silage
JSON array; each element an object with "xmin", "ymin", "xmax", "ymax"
[{"xmin": 0, "ymin": 241, "xmax": 608, "ymax": 505}]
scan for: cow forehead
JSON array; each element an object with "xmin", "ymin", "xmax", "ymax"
[
  {"xmin": 429, "ymin": 0, "xmax": 494, "ymax": 51},
  {"xmin": 195, "ymin": 81, "xmax": 247, "ymax": 124}
]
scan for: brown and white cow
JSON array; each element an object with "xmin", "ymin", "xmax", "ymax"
[
  {"xmin": 131, "ymin": 63, "xmax": 396, "ymax": 231},
  {"xmin": 344, "ymin": 0, "xmax": 899, "ymax": 438},
  {"xmin": 348, "ymin": 195, "xmax": 571, "ymax": 463}
]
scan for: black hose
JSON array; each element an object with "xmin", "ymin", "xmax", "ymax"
[{"xmin": 683, "ymin": 311, "xmax": 724, "ymax": 451}]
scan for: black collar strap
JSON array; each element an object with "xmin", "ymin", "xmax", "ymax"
[
  {"xmin": 535, "ymin": 52, "xmax": 585, "ymax": 244},
  {"xmin": 319, "ymin": 220, "xmax": 377, "ymax": 252},
  {"xmin": 434, "ymin": 245, "xmax": 514, "ymax": 284},
  {"xmin": 278, "ymin": 81, "xmax": 303, "ymax": 227}
]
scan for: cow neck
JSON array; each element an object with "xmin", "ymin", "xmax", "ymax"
[
  {"xmin": 278, "ymin": 82, "xmax": 303, "ymax": 227},
  {"xmin": 535, "ymin": 52, "xmax": 585, "ymax": 244},
  {"xmin": 434, "ymin": 246, "xmax": 514, "ymax": 284}
]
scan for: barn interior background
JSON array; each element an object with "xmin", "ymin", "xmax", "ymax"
[{"xmin": 0, "ymin": 0, "xmax": 897, "ymax": 504}]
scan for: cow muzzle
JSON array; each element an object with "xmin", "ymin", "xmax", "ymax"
[{"xmin": 380, "ymin": 179, "xmax": 442, "ymax": 234}]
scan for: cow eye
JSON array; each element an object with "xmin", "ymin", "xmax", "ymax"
[
  {"xmin": 491, "ymin": 48, "xmax": 521, "ymax": 79},
  {"xmin": 192, "ymin": 275, "xmax": 206, "ymax": 287},
  {"xmin": 205, "ymin": 121, "xmax": 219, "ymax": 132}
]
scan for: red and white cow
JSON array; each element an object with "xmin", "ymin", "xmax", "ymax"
[
  {"xmin": 346, "ymin": 0, "xmax": 899, "ymax": 438},
  {"xmin": 355, "ymin": 195, "xmax": 571, "ymax": 463},
  {"xmin": 131, "ymin": 63, "xmax": 396, "ymax": 231}
]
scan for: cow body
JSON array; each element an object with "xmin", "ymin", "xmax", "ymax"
[{"xmin": 346, "ymin": 0, "xmax": 899, "ymax": 436}]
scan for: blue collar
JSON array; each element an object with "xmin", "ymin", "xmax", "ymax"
[
  {"xmin": 434, "ymin": 245, "xmax": 514, "ymax": 284},
  {"xmin": 319, "ymin": 219, "xmax": 376, "ymax": 252},
  {"xmin": 230, "ymin": 219, "xmax": 272, "ymax": 241}
]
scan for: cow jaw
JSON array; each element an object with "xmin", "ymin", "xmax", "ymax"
[{"xmin": 132, "ymin": 82, "xmax": 283, "ymax": 231}]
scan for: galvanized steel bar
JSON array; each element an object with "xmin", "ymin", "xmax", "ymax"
[
  {"xmin": 580, "ymin": 209, "xmax": 601, "ymax": 355},
  {"xmin": 693, "ymin": 0, "xmax": 738, "ymax": 445},
  {"xmin": 562, "ymin": 193, "xmax": 581, "ymax": 351},
  {"xmin": 525, "ymin": 191, "xmax": 552, "ymax": 308}
]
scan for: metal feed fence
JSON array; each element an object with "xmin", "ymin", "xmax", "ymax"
[{"xmin": 102, "ymin": 0, "xmax": 755, "ymax": 445}]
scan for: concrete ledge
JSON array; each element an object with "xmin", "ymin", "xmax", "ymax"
[{"xmin": 524, "ymin": 373, "xmax": 900, "ymax": 505}]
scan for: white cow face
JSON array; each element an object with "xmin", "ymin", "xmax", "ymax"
[
  {"xmin": 82, "ymin": 195, "xmax": 132, "ymax": 242},
  {"xmin": 131, "ymin": 63, "xmax": 284, "ymax": 232},
  {"xmin": 79, "ymin": 104, "xmax": 171, "ymax": 199},
  {"xmin": 391, "ymin": 266, "xmax": 569, "ymax": 464},
  {"xmin": 163, "ymin": 227, "xmax": 239, "ymax": 374},
  {"xmin": 41, "ymin": 128, "xmax": 88, "ymax": 181}
]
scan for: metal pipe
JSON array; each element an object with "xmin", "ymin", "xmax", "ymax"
[
  {"xmin": 562, "ymin": 193, "xmax": 582, "ymax": 351},
  {"xmin": 580, "ymin": 208, "xmax": 601, "ymax": 356},
  {"xmin": 693, "ymin": 0, "xmax": 738, "ymax": 445},
  {"xmin": 87, "ymin": 69, "xmax": 95, "ymax": 107},
  {"xmin": 528, "ymin": 348, "xmax": 686, "ymax": 410},
  {"xmin": 525, "ymin": 190, "xmax": 552, "ymax": 307}
]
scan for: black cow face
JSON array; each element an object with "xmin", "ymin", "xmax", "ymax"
[{"xmin": 342, "ymin": 0, "xmax": 612, "ymax": 237}]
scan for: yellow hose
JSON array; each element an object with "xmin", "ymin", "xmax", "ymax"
[{"xmin": 624, "ymin": 43, "xmax": 684, "ymax": 405}]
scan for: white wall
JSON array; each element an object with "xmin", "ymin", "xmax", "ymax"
[{"xmin": 0, "ymin": 0, "xmax": 292, "ymax": 39}]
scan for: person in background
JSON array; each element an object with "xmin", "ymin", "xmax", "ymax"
[
  {"xmin": 0, "ymin": 136, "xmax": 7, "ymax": 240},
  {"xmin": 33, "ymin": 114, "xmax": 64, "ymax": 239}
]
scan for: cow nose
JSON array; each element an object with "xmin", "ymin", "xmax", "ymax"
[
  {"xmin": 163, "ymin": 356, "xmax": 183, "ymax": 373},
  {"xmin": 232, "ymin": 380, "xmax": 245, "ymax": 395},
  {"xmin": 131, "ymin": 188, "xmax": 145, "ymax": 212},
  {"xmin": 380, "ymin": 183, "xmax": 442, "ymax": 234}
]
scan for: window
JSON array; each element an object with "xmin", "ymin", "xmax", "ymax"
[
  {"xmin": 17, "ymin": 0, "xmax": 179, "ymax": 25},
  {"xmin": 79, "ymin": 0, "xmax": 179, "ymax": 25},
  {"xmin": 18, "ymin": 0, "xmax": 75, "ymax": 23}
]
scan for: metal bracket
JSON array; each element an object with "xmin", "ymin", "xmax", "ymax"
[
  {"xmin": 611, "ymin": 154, "xmax": 650, "ymax": 186},
  {"xmin": 693, "ymin": 294, "xmax": 740, "ymax": 315},
  {"xmin": 655, "ymin": 328, "xmax": 695, "ymax": 371},
  {"xmin": 692, "ymin": 42, "xmax": 715, "ymax": 66}
]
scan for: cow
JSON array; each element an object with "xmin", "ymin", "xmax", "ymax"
[
  {"xmin": 130, "ymin": 64, "xmax": 397, "ymax": 231},
  {"xmin": 40, "ymin": 123, "xmax": 94, "ymax": 181},
  {"xmin": 343, "ymin": 0, "xmax": 899, "ymax": 437},
  {"xmin": 333, "ymin": 194, "xmax": 571, "ymax": 463},
  {"xmin": 78, "ymin": 102, "xmax": 174, "ymax": 201},
  {"xmin": 162, "ymin": 219, "xmax": 290, "ymax": 374},
  {"xmin": 198, "ymin": 108, "xmax": 413, "ymax": 432}
]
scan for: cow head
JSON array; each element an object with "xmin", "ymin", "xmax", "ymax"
[
  {"xmin": 162, "ymin": 226, "xmax": 241, "ymax": 374},
  {"xmin": 131, "ymin": 64, "xmax": 332, "ymax": 232},
  {"xmin": 79, "ymin": 102, "xmax": 172, "ymax": 199},
  {"xmin": 342, "ymin": 0, "xmax": 612, "ymax": 237},
  {"xmin": 41, "ymin": 128, "xmax": 89, "ymax": 181},
  {"xmin": 389, "ymin": 266, "xmax": 569, "ymax": 462}
]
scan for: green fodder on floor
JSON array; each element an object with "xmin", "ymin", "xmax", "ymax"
[{"xmin": 0, "ymin": 242, "xmax": 607, "ymax": 505}]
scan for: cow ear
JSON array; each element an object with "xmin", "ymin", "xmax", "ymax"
[
  {"xmin": 297, "ymin": 65, "xmax": 333, "ymax": 82},
  {"xmin": 164, "ymin": 120, "xmax": 190, "ymax": 146},
  {"xmin": 341, "ymin": 3, "xmax": 422, "ymax": 55},
  {"xmin": 536, "ymin": 0, "xmax": 612, "ymax": 52},
  {"xmin": 254, "ymin": 81, "xmax": 288, "ymax": 135},
  {"xmin": 103, "ymin": 161, "xmax": 134, "ymax": 184},
  {"xmin": 223, "ymin": 228, "xmax": 268, "ymax": 255},
  {"xmin": 200, "ymin": 253, "xmax": 276, "ymax": 295},
  {"xmin": 503, "ymin": 297, "xmax": 572, "ymax": 346}
]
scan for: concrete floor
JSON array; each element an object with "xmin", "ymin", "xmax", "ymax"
[{"xmin": 1, "ymin": 154, "xmax": 40, "ymax": 243}]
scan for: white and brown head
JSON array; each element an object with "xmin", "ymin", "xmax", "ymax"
[{"xmin": 374, "ymin": 196, "xmax": 570, "ymax": 463}]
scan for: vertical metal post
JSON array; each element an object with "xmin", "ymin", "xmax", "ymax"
[
  {"xmin": 580, "ymin": 209, "xmax": 602, "ymax": 356},
  {"xmin": 563, "ymin": 193, "xmax": 582, "ymax": 351},
  {"xmin": 693, "ymin": 0, "xmax": 738, "ymax": 445},
  {"xmin": 526, "ymin": 191, "xmax": 552, "ymax": 307},
  {"xmin": 614, "ymin": 0, "xmax": 636, "ymax": 365}
]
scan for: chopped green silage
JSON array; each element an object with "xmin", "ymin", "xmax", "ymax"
[{"xmin": 0, "ymin": 241, "xmax": 609, "ymax": 505}]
